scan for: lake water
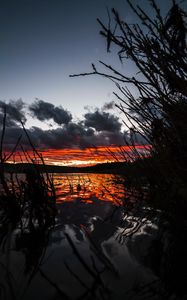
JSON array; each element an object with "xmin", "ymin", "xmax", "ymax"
[
  {"xmin": 0, "ymin": 173, "xmax": 174, "ymax": 299},
  {"xmin": 53, "ymin": 173, "xmax": 125, "ymax": 204}
]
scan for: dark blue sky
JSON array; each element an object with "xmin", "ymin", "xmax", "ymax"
[{"xmin": 0, "ymin": 0, "xmax": 183, "ymax": 128}]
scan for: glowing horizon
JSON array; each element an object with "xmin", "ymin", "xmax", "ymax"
[{"xmin": 6, "ymin": 145, "xmax": 151, "ymax": 167}]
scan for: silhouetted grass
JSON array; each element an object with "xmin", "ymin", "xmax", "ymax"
[{"xmin": 0, "ymin": 109, "xmax": 57, "ymax": 243}]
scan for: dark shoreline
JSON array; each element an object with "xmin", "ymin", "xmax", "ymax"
[{"xmin": 0, "ymin": 161, "xmax": 126, "ymax": 174}]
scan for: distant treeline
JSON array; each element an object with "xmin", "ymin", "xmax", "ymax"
[{"xmin": 0, "ymin": 161, "xmax": 129, "ymax": 174}]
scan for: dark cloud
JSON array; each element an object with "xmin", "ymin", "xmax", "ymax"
[
  {"xmin": 1, "ymin": 99, "xmax": 147, "ymax": 153},
  {"xmin": 34, "ymin": 122, "xmax": 96, "ymax": 149},
  {"xmin": 0, "ymin": 113, "xmax": 18, "ymax": 128},
  {"xmin": 84, "ymin": 110, "xmax": 121, "ymax": 132},
  {"xmin": 29, "ymin": 99, "xmax": 72, "ymax": 125},
  {"xmin": 3, "ymin": 121, "xmax": 126, "ymax": 151},
  {"xmin": 0, "ymin": 99, "xmax": 26, "ymax": 126},
  {"xmin": 126, "ymin": 130, "xmax": 147, "ymax": 145},
  {"xmin": 3, "ymin": 126, "xmax": 27, "ymax": 151},
  {"xmin": 102, "ymin": 101, "xmax": 115, "ymax": 111}
]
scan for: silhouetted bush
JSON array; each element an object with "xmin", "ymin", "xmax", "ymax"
[{"xmin": 71, "ymin": 0, "xmax": 187, "ymax": 217}]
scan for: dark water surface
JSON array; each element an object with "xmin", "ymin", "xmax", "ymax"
[{"xmin": 0, "ymin": 173, "xmax": 182, "ymax": 299}]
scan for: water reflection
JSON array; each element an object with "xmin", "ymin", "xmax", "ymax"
[
  {"xmin": 53, "ymin": 173, "xmax": 125, "ymax": 205},
  {"xmin": 0, "ymin": 173, "xmax": 180, "ymax": 299}
]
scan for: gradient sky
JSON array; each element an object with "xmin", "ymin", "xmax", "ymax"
[{"xmin": 0, "ymin": 0, "xmax": 179, "ymax": 128}]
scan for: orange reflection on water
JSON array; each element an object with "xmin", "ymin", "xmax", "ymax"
[{"xmin": 53, "ymin": 173, "xmax": 125, "ymax": 205}]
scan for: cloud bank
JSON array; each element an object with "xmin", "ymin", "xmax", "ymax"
[{"xmin": 0, "ymin": 99, "xmax": 146, "ymax": 151}]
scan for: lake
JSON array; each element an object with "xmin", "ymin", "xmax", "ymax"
[
  {"xmin": 53, "ymin": 173, "xmax": 125, "ymax": 204},
  {"xmin": 0, "ymin": 173, "xmax": 174, "ymax": 299}
]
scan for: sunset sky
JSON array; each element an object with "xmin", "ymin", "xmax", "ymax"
[
  {"xmin": 0, "ymin": 0, "xmax": 184, "ymax": 165},
  {"xmin": 7, "ymin": 145, "xmax": 151, "ymax": 166}
]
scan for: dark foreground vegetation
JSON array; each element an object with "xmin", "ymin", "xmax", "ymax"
[
  {"xmin": 72, "ymin": 0, "xmax": 187, "ymax": 219},
  {"xmin": 71, "ymin": 0, "xmax": 187, "ymax": 298},
  {"xmin": 0, "ymin": 110, "xmax": 57, "ymax": 261},
  {"xmin": 0, "ymin": 113, "xmax": 59, "ymax": 299}
]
